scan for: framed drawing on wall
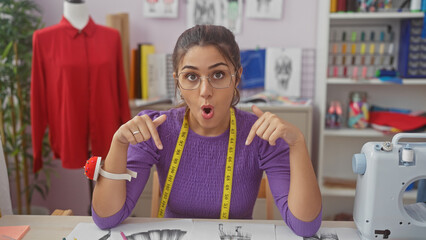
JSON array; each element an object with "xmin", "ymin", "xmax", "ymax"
[
  {"xmin": 186, "ymin": 0, "xmax": 243, "ymax": 34},
  {"xmin": 245, "ymin": 0, "xmax": 283, "ymax": 19},
  {"xmin": 143, "ymin": 0, "xmax": 179, "ymax": 18},
  {"xmin": 265, "ymin": 48, "xmax": 302, "ymax": 97}
]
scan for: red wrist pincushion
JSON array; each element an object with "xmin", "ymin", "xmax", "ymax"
[
  {"xmin": 84, "ymin": 156, "xmax": 102, "ymax": 181},
  {"xmin": 83, "ymin": 156, "xmax": 137, "ymax": 181}
]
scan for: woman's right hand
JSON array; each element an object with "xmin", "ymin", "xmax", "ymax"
[{"xmin": 114, "ymin": 114, "xmax": 167, "ymax": 149}]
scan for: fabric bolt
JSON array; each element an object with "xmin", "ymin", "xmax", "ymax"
[
  {"xmin": 92, "ymin": 107, "xmax": 322, "ymax": 237},
  {"xmin": 31, "ymin": 16, "xmax": 131, "ymax": 172},
  {"xmin": 369, "ymin": 111, "xmax": 426, "ymax": 132}
]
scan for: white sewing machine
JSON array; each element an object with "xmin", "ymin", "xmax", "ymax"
[{"xmin": 352, "ymin": 133, "xmax": 426, "ymax": 240}]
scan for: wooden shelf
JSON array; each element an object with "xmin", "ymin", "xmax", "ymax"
[
  {"xmin": 321, "ymin": 186, "xmax": 356, "ymax": 197},
  {"xmin": 327, "ymin": 78, "xmax": 426, "ymax": 85},
  {"xmin": 316, "ymin": 0, "xmax": 426, "ymax": 205},
  {"xmin": 330, "ymin": 12, "xmax": 424, "ymax": 20},
  {"xmin": 324, "ymin": 128, "xmax": 390, "ymax": 137},
  {"xmin": 321, "ymin": 186, "xmax": 418, "ymax": 200}
]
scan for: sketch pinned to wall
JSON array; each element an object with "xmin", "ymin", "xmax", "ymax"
[
  {"xmin": 143, "ymin": 0, "xmax": 179, "ymax": 18},
  {"xmin": 187, "ymin": 0, "xmax": 221, "ymax": 28},
  {"xmin": 222, "ymin": 0, "xmax": 243, "ymax": 34},
  {"xmin": 265, "ymin": 48, "xmax": 302, "ymax": 97},
  {"xmin": 245, "ymin": 0, "xmax": 283, "ymax": 19},
  {"xmin": 187, "ymin": 0, "xmax": 243, "ymax": 34},
  {"xmin": 191, "ymin": 221, "xmax": 275, "ymax": 240}
]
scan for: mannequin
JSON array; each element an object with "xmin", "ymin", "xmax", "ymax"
[
  {"xmin": 63, "ymin": 0, "xmax": 91, "ymax": 214},
  {"xmin": 32, "ymin": 0, "xmax": 131, "ymax": 215},
  {"xmin": 63, "ymin": 0, "xmax": 89, "ymax": 30}
]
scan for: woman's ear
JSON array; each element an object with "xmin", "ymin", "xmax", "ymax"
[{"xmin": 236, "ymin": 67, "xmax": 243, "ymax": 87}]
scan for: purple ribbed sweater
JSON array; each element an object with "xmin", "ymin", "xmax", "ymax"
[{"xmin": 92, "ymin": 107, "xmax": 321, "ymax": 237}]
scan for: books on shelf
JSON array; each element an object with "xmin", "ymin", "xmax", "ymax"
[
  {"xmin": 129, "ymin": 43, "xmax": 175, "ymax": 101},
  {"xmin": 165, "ymin": 54, "xmax": 175, "ymax": 99},
  {"xmin": 139, "ymin": 43, "xmax": 156, "ymax": 99},
  {"xmin": 129, "ymin": 48, "xmax": 138, "ymax": 99},
  {"xmin": 148, "ymin": 53, "xmax": 168, "ymax": 100},
  {"xmin": 147, "ymin": 53, "xmax": 175, "ymax": 100},
  {"xmin": 240, "ymin": 48, "xmax": 266, "ymax": 89},
  {"xmin": 128, "ymin": 45, "xmax": 175, "ymax": 106}
]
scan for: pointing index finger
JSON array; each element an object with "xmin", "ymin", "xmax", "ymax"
[
  {"xmin": 251, "ymin": 105, "xmax": 264, "ymax": 117},
  {"xmin": 245, "ymin": 126, "xmax": 257, "ymax": 145},
  {"xmin": 245, "ymin": 110, "xmax": 264, "ymax": 146},
  {"xmin": 151, "ymin": 114, "xmax": 167, "ymax": 149}
]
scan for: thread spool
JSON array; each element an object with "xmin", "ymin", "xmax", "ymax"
[
  {"xmin": 402, "ymin": 145, "xmax": 414, "ymax": 164},
  {"xmin": 410, "ymin": 0, "xmax": 421, "ymax": 12}
]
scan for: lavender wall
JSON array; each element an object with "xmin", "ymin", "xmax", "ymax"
[
  {"xmin": 28, "ymin": 0, "xmax": 319, "ymax": 216},
  {"xmin": 34, "ymin": 0, "xmax": 318, "ymax": 52}
]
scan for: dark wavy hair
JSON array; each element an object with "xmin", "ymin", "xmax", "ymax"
[{"xmin": 172, "ymin": 25, "xmax": 241, "ymax": 107}]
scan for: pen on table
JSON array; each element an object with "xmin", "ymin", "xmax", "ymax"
[{"xmin": 120, "ymin": 231, "xmax": 128, "ymax": 240}]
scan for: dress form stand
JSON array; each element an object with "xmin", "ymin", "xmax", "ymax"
[
  {"xmin": 64, "ymin": 0, "xmax": 92, "ymax": 215},
  {"xmin": 87, "ymin": 150, "xmax": 93, "ymax": 216},
  {"xmin": 63, "ymin": 0, "xmax": 89, "ymax": 30}
]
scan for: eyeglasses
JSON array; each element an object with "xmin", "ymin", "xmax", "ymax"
[{"xmin": 176, "ymin": 70, "xmax": 236, "ymax": 90}]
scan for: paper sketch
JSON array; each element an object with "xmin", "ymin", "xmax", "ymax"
[
  {"xmin": 265, "ymin": 48, "xmax": 302, "ymax": 97},
  {"xmin": 245, "ymin": 0, "xmax": 283, "ymax": 19},
  {"xmin": 222, "ymin": 0, "xmax": 243, "ymax": 34},
  {"xmin": 276, "ymin": 225, "xmax": 361, "ymax": 240},
  {"xmin": 218, "ymin": 223, "xmax": 251, "ymax": 240},
  {"xmin": 187, "ymin": 0, "xmax": 221, "ymax": 27},
  {"xmin": 143, "ymin": 0, "xmax": 178, "ymax": 18},
  {"xmin": 125, "ymin": 229, "xmax": 187, "ymax": 240},
  {"xmin": 303, "ymin": 231, "xmax": 339, "ymax": 240},
  {"xmin": 186, "ymin": 0, "xmax": 242, "ymax": 34},
  {"xmin": 66, "ymin": 219, "xmax": 193, "ymax": 240},
  {"xmin": 191, "ymin": 221, "xmax": 275, "ymax": 240}
]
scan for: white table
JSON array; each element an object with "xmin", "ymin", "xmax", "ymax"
[{"xmin": 0, "ymin": 215, "xmax": 356, "ymax": 239}]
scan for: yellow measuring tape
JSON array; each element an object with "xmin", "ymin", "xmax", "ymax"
[{"xmin": 158, "ymin": 108, "xmax": 237, "ymax": 219}]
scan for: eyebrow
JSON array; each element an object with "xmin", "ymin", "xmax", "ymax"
[{"xmin": 180, "ymin": 62, "xmax": 229, "ymax": 71}]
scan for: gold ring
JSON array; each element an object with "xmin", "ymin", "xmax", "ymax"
[{"xmin": 132, "ymin": 130, "xmax": 140, "ymax": 135}]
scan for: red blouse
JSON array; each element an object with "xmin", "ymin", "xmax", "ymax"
[{"xmin": 31, "ymin": 16, "xmax": 130, "ymax": 172}]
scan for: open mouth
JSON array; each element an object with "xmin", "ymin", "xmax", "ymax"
[
  {"xmin": 203, "ymin": 107, "xmax": 212, "ymax": 114},
  {"xmin": 201, "ymin": 105, "xmax": 214, "ymax": 119}
]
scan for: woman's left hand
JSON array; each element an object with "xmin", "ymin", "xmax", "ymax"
[{"xmin": 245, "ymin": 105, "xmax": 303, "ymax": 147}]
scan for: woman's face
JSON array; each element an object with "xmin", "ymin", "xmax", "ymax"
[{"xmin": 175, "ymin": 45, "xmax": 241, "ymax": 136}]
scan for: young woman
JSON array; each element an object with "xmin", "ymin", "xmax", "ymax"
[{"xmin": 91, "ymin": 25, "xmax": 322, "ymax": 237}]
